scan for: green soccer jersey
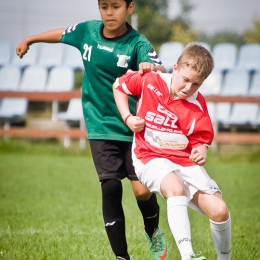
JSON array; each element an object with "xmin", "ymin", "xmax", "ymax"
[{"xmin": 61, "ymin": 20, "xmax": 162, "ymax": 141}]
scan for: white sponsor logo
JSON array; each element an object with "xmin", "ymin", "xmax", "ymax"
[
  {"xmin": 147, "ymin": 84, "xmax": 163, "ymax": 96},
  {"xmin": 97, "ymin": 44, "xmax": 114, "ymax": 52},
  {"xmin": 145, "ymin": 128, "xmax": 188, "ymax": 150}
]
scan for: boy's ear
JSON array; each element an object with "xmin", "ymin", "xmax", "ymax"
[
  {"xmin": 173, "ymin": 63, "xmax": 178, "ymax": 74},
  {"xmin": 127, "ymin": 2, "xmax": 135, "ymax": 14}
]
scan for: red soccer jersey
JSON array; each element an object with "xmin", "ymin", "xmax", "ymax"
[{"xmin": 115, "ymin": 70, "xmax": 214, "ymax": 166}]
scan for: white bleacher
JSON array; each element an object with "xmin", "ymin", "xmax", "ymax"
[
  {"xmin": 45, "ymin": 66, "xmax": 75, "ymax": 121},
  {"xmin": 212, "ymin": 43, "xmax": 237, "ymax": 72},
  {"xmin": 220, "ymin": 69, "xmax": 250, "ymax": 96},
  {"xmin": 36, "ymin": 43, "xmax": 65, "ymax": 69},
  {"xmin": 63, "ymin": 45, "xmax": 84, "ymax": 71},
  {"xmin": 0, "ymin": 65, "xmax": 22, "ymax": 91},
  {"xmin": 207, "ymin": 102, "xmax": 232, "ymax": 127},
  {"xmin": 159, "ymin": 42, "xmax": 184, "ymax": 72},
  {"xmin": 253, "ymin": 108, "xmax": 260, "ymax": 127},
  {"xmin": 57, "ymin": 98, "xmax": 83, "ymax": 122},
  {"xmin": 248, "ymin": 71, "xmax": 260, "ymax": 96},
  {"xmin": 200, "ymin": 69, "xmax": 222, "ymax": 95},
  {"xmin": 45, "ymin": 66, "xmax": 75, "ymax": 92},
  {"xmin": 228, "ymin": 103, "xmax": 259, "ymax": 127},
  {"xmin": 57, "ymin": 98, "xmax": 85, "ymax": 148},
  {"xmin": 19, "ymin": 65, "xmax": 48, "ymax": 91},
  {"xmin": 235, "ymin": 43, "xmax": 260, "ymax": 72},
  {"xmin": 0, "ymin": 98, "xmax": 28, "ymax": 129},
  {"xmin": 0, "ymin": 41, "xmax": 13, "ymax": 67}
]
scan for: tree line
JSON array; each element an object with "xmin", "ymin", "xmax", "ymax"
[{"xmin": 133, "ymin": 0, "xmax": 260, "ymax": 52}]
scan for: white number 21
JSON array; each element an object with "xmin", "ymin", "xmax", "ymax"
[{"xmin": 83, "ymin": 44, "xmax": 92, "ymax": 61}]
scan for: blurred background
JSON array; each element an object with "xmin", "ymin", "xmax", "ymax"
[{"xmin": 1, "ymin": 0, "xmax": 260, "ymax": 48}]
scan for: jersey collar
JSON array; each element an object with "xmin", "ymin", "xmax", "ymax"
[{"xmin": 100, "ymin": 22, "xmax": 132, "ymax": 41}]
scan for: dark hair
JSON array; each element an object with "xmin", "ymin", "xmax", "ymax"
[{"xmin": 98, "ymin": 0, "xmax": 133, "ymax": 8}]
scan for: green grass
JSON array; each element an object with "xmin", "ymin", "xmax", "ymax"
[{"xmin": 0, "ymin": 139, "xmax": 260, "ymax": 259}]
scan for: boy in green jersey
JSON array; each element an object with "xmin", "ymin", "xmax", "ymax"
[{"xmin": 16, "ymin": 0, "xmax": 169, "ymax": 259}]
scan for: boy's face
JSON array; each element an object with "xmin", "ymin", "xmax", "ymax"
[
  {"xmin": 171, "ymin": 64, "xmax": 205, "ymax": 99},
  {"xmin": 99, "ymin": 0, "xmax": 134, "ymax": 37}
]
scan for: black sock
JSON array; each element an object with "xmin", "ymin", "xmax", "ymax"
[
  {"xmin": 137, "ymin": 193, "xmax": 160, "ymax": 238},
  {"xmin": 101, "ymin": 179, "xmax": 130, "ymax": 259}
]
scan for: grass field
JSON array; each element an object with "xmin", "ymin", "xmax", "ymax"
[{"xmin": 0, "ymin": 139, "xmax": 260, "ymax": 259}]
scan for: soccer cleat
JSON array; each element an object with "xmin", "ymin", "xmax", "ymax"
[
  {"xmin": 115, "ymin": 257, "xmax": 131, "ymax": 260},
  {"xmin": 145, "ymin": 226, "xmax": 169, "ymax": 260},
  {"xmin": 185, "ymin": 251, "xmax": 207, "ymax": 260}
]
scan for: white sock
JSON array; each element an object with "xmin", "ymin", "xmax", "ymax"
[
  {"xmin": 167, "ymin": 196, "xmax": 194, "ymax": 260},
  {"xmin": 210, "ymin": 215, "xmax": 231, "ymax": 260}
]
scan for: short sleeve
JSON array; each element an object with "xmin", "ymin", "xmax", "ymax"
[
  {"xmin": 114, "ymin": 70, "xmax": 145, "ymax": 96},
  {"xmin": 60, "ymin": 22, "xmax": 86, "ymax": 49},
  {"xmin": 133, "ymin": 35, "xmax": 162, "ymax": 66}
]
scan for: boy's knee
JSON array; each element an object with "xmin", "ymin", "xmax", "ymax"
[
  {"xmin": 134, "ymin": 189, "xmax": 151, "ymax": 200},
  {"xmin": 101, "ymin": 179, "xmax": 122, "ymax": 199},
  {"xmin": 161, "ymin": 182, "xmax": 186, "ymax": 198},
  {"xmin": 210, "ymin": 204, "xmax": 229, "ymax": 222}
]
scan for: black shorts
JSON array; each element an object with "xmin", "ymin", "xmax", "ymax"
[{"xmin": 89, "ymin": 139, "xmax": 138, "ymax": 181}]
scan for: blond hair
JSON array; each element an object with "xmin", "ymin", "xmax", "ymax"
[{"xmin": 177, "ymin": 43, "xmax": 214, "ymax": 79}]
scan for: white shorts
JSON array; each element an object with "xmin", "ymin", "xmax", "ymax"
[{"xmin": 133, "ymin": 157, "xmax": 221, "ymax": 214}]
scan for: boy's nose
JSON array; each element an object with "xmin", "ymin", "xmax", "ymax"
[
  {"xmin": 185, "ymin": 83, "xmax": 192, "ymax": 90},
  {"xmin": 107, "ymin": 8, "xmax": 113, "ymax": 15}
]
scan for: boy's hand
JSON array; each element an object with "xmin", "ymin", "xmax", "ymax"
[
  {"xmin": 16, "ymin": 41, "xmax": 30, "ymax": 59},
  {"xmin": 125, "ymin": 116, "xmax": 145, "ymax": 132},
  {"xmin": 139, "ymin": 62, "xmax": 157, "ymax": 74},
  {"xmin": 189, "ymin": 147, "xmax": 206, "ymax": 166}
]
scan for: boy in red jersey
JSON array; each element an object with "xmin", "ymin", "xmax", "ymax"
[{"xmin": 113, "ymin": 43, "xmax": 231, "ymax": 260}]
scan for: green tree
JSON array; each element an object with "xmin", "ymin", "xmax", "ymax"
[
  {"xmin": 132, "ymin": 0, "xmax": 172, "ymax": 51},
  {"xmin": 170, "ymin": 0, "xmax": 199, "ymax": 45},
  {"xmin": 244, "ymin": 17, "xmax": 260, "ymax": 43},
  {"xmin": 134, "ymin": 0, "xmax": 168, "ymax": 14}
]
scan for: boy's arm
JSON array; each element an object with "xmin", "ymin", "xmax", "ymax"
[
  {"xmin": 113, "ymin": 82, "xmax": 145, "ymax": 132},
  {"xmin": 16, "ymin": 29, "xmax": 65, "ymax": 58},
  {"xmin": 189, "ymin": 145, "xmax": 208, "ymax": 166}
]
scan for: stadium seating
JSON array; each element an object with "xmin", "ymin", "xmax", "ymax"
[
  {"xmin": 11, "ymin": 44, "xmax": 39, "ymax": 68},
  {"xmin": 235, "ymin": 43, "xmax": 260, "ymax": 72},
  {"xmin": 248, "ymin": 71, "xmax": 260, "ymax": 96},
  {"xmin": 0, "ymin": 98, "xmax": 28, "ymax": 129},
  {"xmin": 206, "ymin": 102, "xmax": 232, "ymax": 127},
  {"xmin": 63, "ymin": 45, "xmax": 84, "ymax": 71},
  {"xmin": 212, "ymin": 43, "xmax": 237, "ymax": 72},
  {"xmin": 159, "ymin": 42, "xmax": 184, "ymax": 72},
  {"xmin": 0, "ymin": 41, "xmax": 13, "ymax": 67},
  {"xmin": 228, "ymin": 103, "xmax": 259, "ymax": 127},
  {"xmin": 253, "ymin": 107, "xmax": 260, "ymax": 126},
  {"xmin": 206, "ymin": 102, "xmax": 216, "ymax": 123},
  {"xmin": 57, "ymin": 98, "xmax": 85, "ymax": 147},
  {"xmin": 0, "ymin": 65, "xmax": 22, "ymax": 91},
  {"xmin": 199, "ymin": 69, "xmax": 222, "ymax": 95},
  {"xmin": 220, "ymin": 69, "xmax": 250, "ymax": 96},
  {"xmin": 1, "ymin": 39, "xmax": 259, "ymax": 138},
  {"xmin": 45, "ymin": 66, "xmax": 75, "ymax": 92},
  {"xmin": 36, "ymin": 43, "xmax": 65, "ymax": 68},
  {"xmin": 45, "ymin": 66, "xmax": 75, "ymax": 121},
  {"xmin": 19, "ymin": 65, "xmax": 48, "ymax": 91},
  {"xmin": 57, "ymin": 98, "xmax": 83, "ymax": 122}
]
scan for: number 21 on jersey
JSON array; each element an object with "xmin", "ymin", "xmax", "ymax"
[{"xmin": 83, "ymin": 44, "xmax": 92, "ymax": 61}]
